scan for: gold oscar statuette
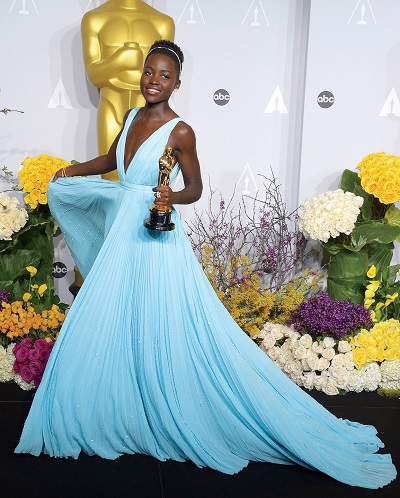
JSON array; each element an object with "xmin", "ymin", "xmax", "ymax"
[{"xmin": 144, "ymin": 146, "xmax": 176, "ymax": 231}]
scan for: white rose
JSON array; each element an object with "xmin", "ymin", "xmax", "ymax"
[
  {"xmin": 338, "ymin": 340, "xmax": 352, "ymax": 353},
  {"xmin": 322, "ymin": 347, "xmax": 336, "ymax": 361},
  {"xmin": 331, "ymin": 354, "xmax": 345, "ymax": 367},
  {"xmin": 314, "ymin": 375, "xmax": 328, "ymax": 391},
  {"xmin": 330, "ymin": 375, "xmax": 349, "ymax": 390},
  {"xmin": 322, "ymin": 380, "xmax": 340, "ymax": 396},
  {"xmin": 344, "ymin": 352, "xmax": 356, "ymax": 370},
  {"xmin": 328, "ymin": 365, "xmax": 346, "ymax": 378},
  {"xmin": 299, "ymin": 334, "xmax": 313, "ymax": 349},
  {"xmin": 302, "ymin": 372, "xmax": 316, "ymax": 390},
  {"xmin": 289, "ymin": 360, "xmax": 303, "ymax": 376},
  {"xmin": 306, "ymin": 353, "xmax": 319, "ymax": 371},
  {"xmin": 322, "ymin": 337, "xmax": 335, "ymax": 349},
  {"xmin": 261, "ymin": 334, "xmax": 276, "ymax": 351},
  {"xmin": 267, "ymin": 346, "xmax": 280, "ymax": 361},
  {"xmin": 311, "ymin": 341, "xmax": 323, "ymax": 354},
  {"xmin": 301, "ymin": 358, "xmax": 310, "ymax": 371},
  {"xmin": 317, "ymin": 357, "xmax": 330, "ymax": 371},
  {"xmin": 294, "ymin": 345, "xmax": 308, "ymax": 360}
]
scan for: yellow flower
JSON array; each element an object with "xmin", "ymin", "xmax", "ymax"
[
  {"xmin": 31, "ymin": 284, "xmax": 39, "ymax": 290},
  {"xmin": 375, "ymin": 302, "xmax": 384, "ymax": 310},
  {"xmin": 384, "ymin": 292, "xmax": 398, "ymax": 307},
  {"xmin": 366, "ymin": 265, "xmax": 376, "ymax": 278},
  {"xmin": 364, "ymin": 298, "xmax": 375, "ymax": 309},
  {"xmin": 352, "ymin": 348, "xmax": 367, "ymax": 369},
  {"xmin": 22, "ymin": 293, "xmax": 32, "ymax": 302},
  {"xmin": 365, "ymin": 289, "xmax": 375, "ymax": 299},
  {"xmin": 38, "ymin": 284, "xmax": 48, "ymax": 297},
  {"xmin": 26, "ymin": 266, "xmax": 37, "ymax": 277}
]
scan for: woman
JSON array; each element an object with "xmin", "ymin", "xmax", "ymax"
[{"xmin": 15, "ymin": 40, "xmax": 396, "ymax": 489}]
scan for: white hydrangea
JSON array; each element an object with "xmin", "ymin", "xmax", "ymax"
[
  {"xmin": 0, "ymin": 344, "xmax": 15, "ymax": 382},
  {"xmin": 379, "ymin": 360, "xmax": 400, "ymax": 390},
  {"xmin": 0, "ymin": 192, "xmax": 28, "ymax": 240},
  {"xmin": 298, "ymin": 189, "xmax": 363, "ymax": 243}
]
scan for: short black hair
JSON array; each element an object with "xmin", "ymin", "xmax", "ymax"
[{"xmin": 145, "ymin": 40, "xmax": 184, "ymax": 75}]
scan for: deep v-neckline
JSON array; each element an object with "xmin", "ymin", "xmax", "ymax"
[{"xmin": 123, "ymin": 111, "xmax": 178, "ymax": 174}]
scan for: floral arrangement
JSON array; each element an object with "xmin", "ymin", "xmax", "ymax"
[
  {"xmin": 0, "ymin": 191, "xmax": 28, "ymax": 240},
  {"xmin": 363, "ymin": 264, "xmax": 400, "ymax": 322},
  {"xmin": 350, "ymin": 319, "xmax": 400, "ymax": 368},
  {"xmin": 0, "ymin": 155, "xmax": 71, "ymax": 303},
  {"xmin": 201, "ymin": 245, "xmax": 321, "ymax": 336},
  {"xmin": 287, "ymin": 292, "xmax": 372, "ymax": 339},
  {"xmin": 188, "ymin": 173, "xmax": 311, "ymax": 294},
  {"xmin": 298, "ymin": 189, "xmax": 363, "ymax": 243},
  {"xmin": 257, "ymin": 322, "xmax": 398, "ymax": 395},
  {"xmin": 299, "ymin": 152, "xmax": 400, "ymax": 305},
  {"xmin": 13, "ymin": 337, "xmax": 55, "ymax": 388},
  {"xmin": 18, "ymin": 154, "xmax": 69, "ymax": 210},
  {"xmin": 357, "ymin": 152, "xmax": 400, "ymax": 205}
]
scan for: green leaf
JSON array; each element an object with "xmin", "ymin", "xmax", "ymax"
[
  {"xmin": 340, "ymin": 169, "xmax": 360, "ymax": 193},
  {"xmin": 368, "ymin": 242, "xmax": 394, "ymax": 276},
  {"xmin": 385, "ymin": 204, "xmax": 400, "ymax": 227},
  {"xmin": 351, "ymin": 221, "xmax": 400, "ymax": 245}
]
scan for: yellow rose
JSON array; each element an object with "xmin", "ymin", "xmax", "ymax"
[
  {"xmin": 352, "ymin": 348, "xmax": 367, "ymax": 369},
  {"xmin": 384, "ymin": 348, "xmax": 399, "ymax": 361},
  {"xmin": 365, "ymin": 346, "xmax": 379, "ymax": 362}
]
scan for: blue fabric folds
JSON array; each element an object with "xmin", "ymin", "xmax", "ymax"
[{"xmin": 15, "ymin": 108, "xmax": 397, "ymax": 489}]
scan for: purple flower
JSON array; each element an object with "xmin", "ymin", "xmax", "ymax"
[
  {"xmin": 0, "ymin": 290, "xmax": 12, "ymax": 308},
  {"xmin": 19, "ymin": 364, "xmax": 34, "ymax": 384},
  {"xmin": 14, "ymin": 346, "xmax": 31, "ymax": 363},
  {"xmin": 287, "ymin": 292, "xmax": 372, "ymax": 339}
]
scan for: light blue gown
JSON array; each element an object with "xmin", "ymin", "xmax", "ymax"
[{"xmin": 15, "ymin": 108, "xmax": 396, "ymax": 489}]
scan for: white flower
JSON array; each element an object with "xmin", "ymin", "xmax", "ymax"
[
  {"xmin": 299, "ymin": 189, "xmax": 363, "ymax": 242},
  {"xmin": 338, "ymin": 340, "xmax": 352, "ymax": 353},
  {"xmin": 317, "ymin": 357, "xmax": 330, "ymax": 371},
  {"xmin": 344, "ymin": 351, "xmax": 356, "ymax": 370},
  {"xmin": 13, "ymin": 373, "xmax": 35, "ymax": 391},
  {"xmin": 289, "ymin": 360, "xmax": 303, "ymax": 376},
  {"xmin": 322, "ymin": 347, "xmax": 336, "ymax": 360},
  {"xmin": 379, "ymin": 360, "xmax": 400, "ymax": 389},
  {"xmin": 322, "ymin": 337, "xmax": 335, "ymax": 349},
  {"xmin": 0, "ymin": 192, "xmax": 28, "ymax": 240},
  {"xmin": 260, "ymin": 334, "xmax": 276, "ymax": 351},
  {"xmin": 331, "ymin": 353, "xmax": 345, "ymax": 367},
  {"xmin": 0, "ymin": 344, "xmax": 15, "ymax": 383},
  {"xmin": 363, "ymin": 363, "xmax": 381, "ymax": 391},
  {"xmin": 294, "ymin": 345, "xmax": 308, "ymax": 360},
  {"xmin": 306, "ymin": 353, "xmax": 319, "ymax": 371},
  {"xmin": 302, "ymin": 372, "xmax": 317, "ymax": 390},
  {"xmin": 328, "ymin": 364, "xmax": 347, "ymax": 379},
  {"xmin": 311, "ymin": 341, "xmax": 324, "ymax": 354},
  {"xmin": 299, "ymin": 334, "xmax": 313, "ymax": 349},
  {"xmin": 266, "ymin": 346, "xmax": 280, "ymax": 361},
  {"xmin": 322, "ymin": 380, "xmax": 340, "ymax": 396}
]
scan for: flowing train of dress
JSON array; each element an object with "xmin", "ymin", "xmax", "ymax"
[{"xmin": 15, "ymin": 108, "xmax": 396, "ymax": 489}]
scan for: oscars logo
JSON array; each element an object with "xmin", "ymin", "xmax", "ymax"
[{"xmin": 144, "ymin": 146, "xmax": 177, "ymax": 231}]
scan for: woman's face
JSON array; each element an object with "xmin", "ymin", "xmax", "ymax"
[{"xmin": 140, "ymin": 53, "xmax": 180, "ymax": 104}]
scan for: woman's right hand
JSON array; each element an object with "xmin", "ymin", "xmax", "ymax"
[{"xmin": 52, "ymin": 166, "xmax": 71, "ymax": 182}]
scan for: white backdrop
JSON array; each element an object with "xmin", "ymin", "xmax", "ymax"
[{"xmin": 1, "ymin": 0, "xmax": 400, "ymax": 304}]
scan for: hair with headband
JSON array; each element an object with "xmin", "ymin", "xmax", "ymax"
[{"xmin": 145, "ymin": 40, "xmax": 184, "ymax": 75}]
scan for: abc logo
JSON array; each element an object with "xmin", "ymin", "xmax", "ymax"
[
  {"xmin": 213, "ymin": 89, "xmax": 230, "ymax": 106},
  {"xmin": 52, "ymin": 262, "xmax": 67, "ymax": 279},
  {"xmin": 317, "ymin": 91, "xmax": 334, "ymax": 108}
]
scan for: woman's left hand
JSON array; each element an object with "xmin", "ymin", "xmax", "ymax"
[{"xmin": 153, "ymin": 186, "xmax": 175, "ymax": 206}]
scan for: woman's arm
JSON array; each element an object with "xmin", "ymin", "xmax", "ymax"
[
  {"xmin": 52, "ymin": 110, "xmax": 130, "ymax": 181},
  {"xmin": 153, "ymin": 122, "xmax": 203, "ymax": 207}
]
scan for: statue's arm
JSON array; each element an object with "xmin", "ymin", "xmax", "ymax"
[{"xmin": 81, "ymin": 15, "xmax": 142, "ymax": 89}]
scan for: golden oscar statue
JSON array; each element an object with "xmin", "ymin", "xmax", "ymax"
[
  {"xmin": 144, "ymin": 146, "xmax": 176, "ymax": 231},
  {"xmin": 81, "ymin": 0, "xmax": 175, "ymax": 182}
]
